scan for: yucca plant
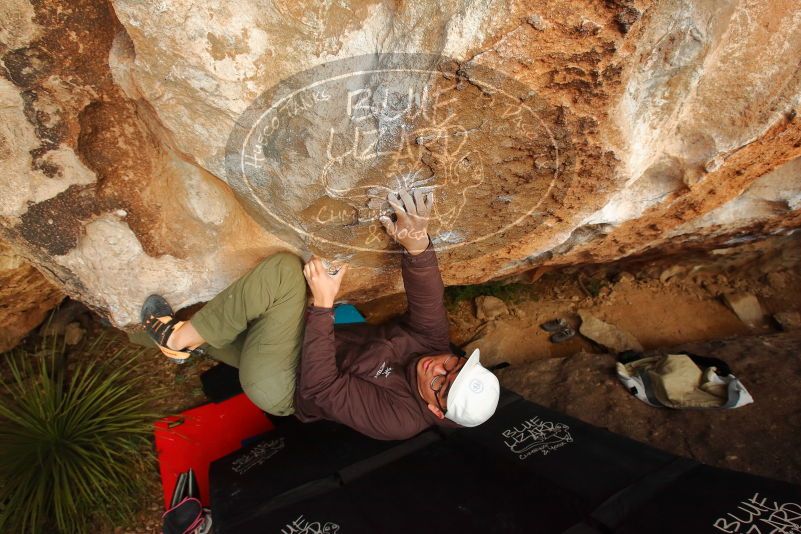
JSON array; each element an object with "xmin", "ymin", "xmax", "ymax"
[{"xmin": 0, "ymin": 332, "xmax": 158, "ymax": 533}]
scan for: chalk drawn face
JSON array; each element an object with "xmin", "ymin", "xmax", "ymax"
[{"xmin": 225, "ymin": 54, "xmax": 573, "ymax": 259}]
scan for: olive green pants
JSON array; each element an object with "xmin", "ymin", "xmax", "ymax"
[{"xmin": 191, "ymin": 251, "xmax": 307, "ymax": 416}]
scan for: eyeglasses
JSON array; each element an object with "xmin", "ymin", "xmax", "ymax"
[{"xmin": 430, "ymin": 355, "xmax": 464, "ymax": 414}]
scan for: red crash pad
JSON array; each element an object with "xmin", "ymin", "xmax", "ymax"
[{"xmin": 154, "ymin": 393, "xmax": 273, "ymax": 507}]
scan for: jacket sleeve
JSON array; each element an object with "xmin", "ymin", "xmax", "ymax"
[
  {"xmin": 298, "ymin": 305, "xmax": 338, "ymax": 398},
  {"xmin": 397, "ymin": 240, "xmax": 451, "ymax": 353},
  {"xmin": 298, "ymin": 305, "xmax": 423, "ymax": 440}
]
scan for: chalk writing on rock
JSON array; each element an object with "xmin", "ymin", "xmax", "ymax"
[{"xmin": 226, "ymin": 53, "xmax": 574, "ymax": 257}]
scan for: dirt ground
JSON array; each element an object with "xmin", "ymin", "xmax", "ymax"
[
  {"xmin": 22, "ymin": 234, "xmax": 797, "ymax": 532},
  {"xmin": 498, "ymin": 331, "xmax": 801, "ymax": 485}
]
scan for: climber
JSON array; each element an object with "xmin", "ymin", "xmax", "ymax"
[{"xmin": 141, "ymin": 188, "xmax": 500, "ymax": 440}]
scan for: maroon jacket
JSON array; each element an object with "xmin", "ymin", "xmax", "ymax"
[{"xmin": 293, "ymin": 242, "xmax": 459, "ymax": 440}]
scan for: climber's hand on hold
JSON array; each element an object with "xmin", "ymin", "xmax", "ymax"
[
  {"xmin": 303, "ymin": 256, "xmax": 348, "ymax": 308},
  {"xmin": 379, "ymin": 189, "xmax": 433, "ymax": 256}
]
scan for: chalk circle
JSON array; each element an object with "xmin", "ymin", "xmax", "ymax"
[{"xmin": 225, "ymin": 54, "xmax": 573, "ymax": 256}]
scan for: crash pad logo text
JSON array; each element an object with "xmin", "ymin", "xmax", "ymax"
[
  {"xmin": 501, "ymin": 416, "xmax": 573, "ymax": 459},
  {"xmin": 281, "ymin": 514, "xmax": 340, "ymax": 534},
  {"xmin": 231, "ymin": 438, "xmax": 286, "ymax": 475},
  {"xmin": 713, "ymin": 492, "xmax": 801, "ymax": 533}
]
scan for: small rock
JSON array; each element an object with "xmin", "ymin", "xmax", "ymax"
[
  {"xmin": 773, "ymin": 311, "xmax": 801, "ymax": 331},
  {"xmin": 766, "ymin": 271, "xmax": 789, "ymax": 290},
  {"xmin": 616, "ymin": 271, "xmax": 635, "ymax": 284},
  {"xmin": 64, "ymin": 322, "xmax": 85, "ymax": 345},
  {"xmin": 525, "ymin": 14, "xmax": 548, "ymax": 31},
  {"xmin": 659, "ymin": 265, "xmax": 684, "ymax": 284},
  {"xmin": 474, "ymin": 295, "xmax": 509, "ymax": 322},
  {"xmin": 578, "ymin": 310, "xmax": 643, "ymax": 353},
  {"xmin": 41, "ymin": 300, "xmax": 89, "ymax": 337},
  {"xmin": 722, "ymin": 292, "xmax": 764, "ymax": 326}
]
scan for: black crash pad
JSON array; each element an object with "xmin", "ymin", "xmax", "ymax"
[
  {"xmin": 613, "ymin": 464, "xmax": 801, "ymax": 534},
  {"xmin": 210, "ymin": 418, "xmax": 438, "ymax": 532},
  {"xmin": 447, "ymin": 397, "xmax": 677, "ymax": 514},
  {"xmin": 210, "ymin": 392, "xmax": 801, "ymax": 534},
  {"xmin": 231, "ymin": 437, "xmax": 584, "ymax": 534}
]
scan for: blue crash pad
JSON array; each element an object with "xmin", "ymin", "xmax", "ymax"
[{"xmin": 333, "ymin": 304, "xmax": 366, "ymax": 325}]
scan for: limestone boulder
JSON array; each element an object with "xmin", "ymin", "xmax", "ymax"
[
  {"xmin": 578, "ymin": 310, "xmax": 643, "ymax": 353},
  {"xmin": 722, "ymin": 292, "xmax": 765, "ymax": 327},
  {"xmin": 0, "ymin": 0, "xmax": 800, "ymax": 328},
  {"xmin": 0, "ymin": 242, "xmax": 63, "ymax": 351}
]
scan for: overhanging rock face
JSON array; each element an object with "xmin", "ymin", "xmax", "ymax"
[
  {"xmin": 0, "ymin": 0, "xmax": 800, "ymax": 327},
  {"xmin": 0, "ymin": 242, "xmax": 63, "ymax": 351}
]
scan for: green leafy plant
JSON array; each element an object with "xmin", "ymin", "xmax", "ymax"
[
  {"xmin": 578, "ymin": 275, "xmax": 606, "ymax": 298},
  {"xmin": 0, "ymin": 333, "xmax": 157, "ymax": 533},
  {"xmin": 445, "ymin": 281, "xmax": 534, "ymax": 311}
]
